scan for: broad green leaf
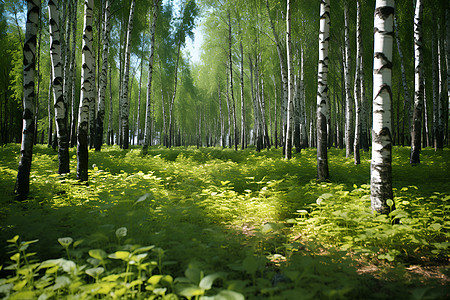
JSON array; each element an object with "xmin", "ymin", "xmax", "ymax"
[
  {"xmin": 108, "ymin": 251, "xmax": 130, "ymax": 260},
  {"xmin": 199, "ymin": 272, "xmax": 225, "ymax": 290},
  {"xmin": 148, "ymin": 275, "xmax": 164, "ymax": 286},
  {"xmin": 89, "ymin": 249, "xmax": 107, "ymax": 261}
]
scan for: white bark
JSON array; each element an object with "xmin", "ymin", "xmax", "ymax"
[
  {"xmin": 354, "ymin": 0, "xmax": 362, "ymax": 165},
  {"xmin": 120, "ymin": 0, "xmax": 136, "ymax": 149},
  {"xmin": 371, "ymin": 0, "xmax": 394, "ymax": 214},
  {"xmin": 49, "ymin": 0, "xmax": 70, "ymax": 174},
  {"xmin": 410, "ymin": 0, "xmax": 424, "ymax": 164},
  {"xmin": 95, "ymin": 0, "xmax": 111, "ymax": 151},
  {"xmin": 77, "ymin": 0, "xmax": 94, "ymax": 181},
  {"xmin": 285, "ymin": 0, "xmax": 293, "ymax": 159},
  {"xmin": 143, "ymin": 0, "xmax": 160, "ymax": 151},
  {"xmin": 344, "ymin": 3, "xmax": 353, "ymax": 158},
  {"xmin": 316, "ymin": 0, "xmax": 330, "ymax": 180},
  {"xmin": 15, "ymin": 0, "xmax": 40, "ymax": 198}
]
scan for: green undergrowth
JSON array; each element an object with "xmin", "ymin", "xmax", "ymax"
[{"xmin": 0, "ymin": 144, "xmax": 448, "ymax": 299}]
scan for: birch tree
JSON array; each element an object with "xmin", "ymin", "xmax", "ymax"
[
  {"xmin": 49, "ymin": 0, "xmax": 70, "ymax": 174},
  {"xmin": 94, "ymin": 0, "xmax": 111, "ymax": 151},
  {"xmin": 343, "ymin": 3, "xmax": 353, "ymax": 158},
  {"xmin": 371, "ymin": 0, "xmax": 394, "ymax": 214},
  {"xmin": 77, "ymin": 0, "xmax": 94, "ymax": 181},
  {"xmin": 410, "ymin": 0, "xmax": 424, "ymax": 164},
  {"xmin": 120, "ymin": 0, "xmax": 136, "ymax": 149},
  {"xmin": 316, "ymin": 0, "xmax": 330, "ymax": 181},
  {"xmin": 353, "ymin": 0, "xmax": 362, "ymax": 165},
  {"xmin": 285, "ymin": 0, "xmax": 293, "ymax": 159},
  {"xmin": 15, "ymin": 0, "xmax": 40, "ymax": 199}
]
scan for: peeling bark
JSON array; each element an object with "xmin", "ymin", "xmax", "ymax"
[
  {"xmin": 371, "ymin": 0, "xmax": 394, "ymax": 214},
  {"xmin": 316, "ymin": 0, "xmax": 330, "ymax": 181}
]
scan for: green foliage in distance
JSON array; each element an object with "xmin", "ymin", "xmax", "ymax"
[{"xmin": 0, "ymin": 145, "xmax": 448, "ymax": 299}]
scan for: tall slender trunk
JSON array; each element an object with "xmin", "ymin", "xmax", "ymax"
[
  {"xmin": 238, "ymin": 18, "xmax": 245, "ymax": 149},
  {"xmin": 120, "ymin": 0, "xmax": 136, "ymax": 149},
  {"xmin": 77, "ymin": 0, "xmax": 94, "ymax": 181},
  {"xmin": 394, "ymin": 16, "xmax": 412, "ymax": 146},
  {"xmin": 161, "ymin": 86, "xmax": 167, "ymax": 146},
  {"xmin": 63, "ymin": 0, "xmax": 72, "ymax": 147},
  {"xmin": 317, "ymin": 0, "xmax": 330, "ymax": 181},
  {"xmin": 285, "ymin": 0, "xmax": 293, "ymax": 159},
  {"xmin": 225, "ymin": 68, "xmax": 232, "ymax": 148},
  {"xmin": 300, "ymin": 47, "xmax": 308, "ymax": 149},
  {"xmin": 136, "ymin": 54, "xmax": 143, "ymax": 145},
  {"xmin": 47, "ymin": 78, "xmax": 53, "ymax": 147},
  {"xmin": 228, "ymin": 10, "xmax": 238, "ymax": 151},
  {"xmin": 49, "ymin": 0, "xmax": 70, "ymax": 174},
  {"xmin": 344, "ymin": 3, "xmax": 353, "ymax": 158},
  {"xmin": 34, "ymin": 10, "xmax": 42, "ymax": 145},
  {"xmin": 436, "ymin": 32, "xmax": 444, "ymax": 149},
  {"xmin": 218, "ymin": 81, "xmax": 225, "ymax": 147},
  {"xmin": 143, "ymin": 0, "xmax": 160, "ymax": 152},
  {"xmin": 371, "ymin": 0, "xmax": 394, "ymax": 214},
  {"xmin": 94, "ymin": 0, "xmax": 110, "ymax": 151},
  {"xmin": 265, "ymin": 0, "xmax": 288, "ymax": 153},
  {"xmin": 423, "ymin": 81, "xmax": 429, "ymax": 148},
  {"xmin": 260, "ymin": 76, "xmax": 270, "ymax": 148},
  {"xmin": 410, "ymin": 0, "xmax": 424, "ymax": 164},
  {"xmin": 168, "ymin": 40, "xmax": 181, "ymax": 148},
  {"xmin": 69, "ymin": 0, "xmax": 78, "ymax": 148},
  {"xmin": 271, "ymin": 75, "xmax": 278, "ymax": 149},
  {"xmin": 353, "ymin": 0, "xmax": 362, "ymax": 165},
  {"xmin": 107, "ymin": 65, "xmax": 113, "ymax": 145},
  {"xmin": 15, "ymin": 0, "xmax": 40, "ymax": 199},
  {"xmin": 359, "ymin": 17, "xmax": 369, "ymax": 152}
]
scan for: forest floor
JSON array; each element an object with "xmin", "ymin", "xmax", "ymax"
[{"xmin": 0, "ymin": 144, "xmax": 448, "ymax": 299}]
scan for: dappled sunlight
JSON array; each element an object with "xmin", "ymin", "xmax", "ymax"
[{"xmin": 0, "ymin": 145, "xmax": 448, "ymax": 299}]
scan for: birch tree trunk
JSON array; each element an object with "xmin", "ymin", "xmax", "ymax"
[
  {"xmin": 238, "ymin": 17, "xmax": 246, "ymax": 150},
  {"xmin": 94, "ymin": 0, "xmax": 110, "ymax": 151},
  {"xmin": 120, "ymin": 0, "xmax": 136, "ymax": 149},
  {"xmin": 344, "ymin": 3, "xmax": 353, "ymax": 158},
  {"xmin": 394, "ymin": 16, "xmax": 412, "ymax": 146},
  {"xmin": 168, "ymin": 40, "xmax": 181, "ymax": 148},
  {"xmin": 143, "ymin": 0, "xmax": 160, "ymax": 153},
  {"xmin": 300, "ymin": 47, "xmax": 308, "ymax": 149},
  {"xmin": 359, "ymin": 14, "xmax": 369, "ymax": 152},
  {"xmin": 15, "ymin": 0, "xmax": 40, "ymax": 199},
  {"xmin": 228, "ymin": 10, "xmax": 238, "ymax": 151},
  {"xmin": 219, "ymin": 81, "xmax": 225, "ymax": 147},
  {"xmin": 77, "ymin": 0, "xmax": 94, "ymax": 181},
  {"xmin": 47, "ymin": 75, "xmax": 53, "ymax": 147},
  {"xmin": 436, "ymin": 34, "xmax": 444, "ymax": 149},
  {"xmin": 410, "ymin": 0, "xmax": 424, "ymax": 164},
  {"xmin": 69, "ymin": 0, "xmax": 78, "ymax": 148},
  {"xmin": 265, "ymin": 0, "xmax": 288, "ymax": 154},
  {"xmin": 107, "ymin": 65, "xmax": 113, "ymax": 145},
  {"xmin": 285, "ymin": 0, "xmax": 293, "ymax": 159},
  {"xmin": 353, "ymin": 0, "xmax": 362, "ymax": 165},
  {"xmin": 49, "ymin": 0, "xmax": 70, "ymax": 174},
  {"xmin": 316, "ymin": 0, "xmax": 330, "ymax": 181},
  {"xmin": 371, "ymin": 0, "xmax": 394, "ymax": 214}
]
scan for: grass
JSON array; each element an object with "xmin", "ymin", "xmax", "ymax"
[{"xmin": 0, "ymin": 144, "xmax": 448, "ymax": 299}]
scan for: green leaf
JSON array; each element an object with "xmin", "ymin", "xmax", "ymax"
[
  {"xmin": 148, "ymin": 275, "xmax": 164, "ymax": 286},
  {"xmin": 7, "ymin": 235, "xmax": 19, "ymax": 244},
  {"xmin": 89, "ymin": 249, "xmax": 107, "ymax": 261},
  {"xmin": 199, "ymin": 272, "xmax": 225, "ymax": 290},
  {"xmin": 214, "ymin": 290, "xmax": 245, "ymax": 300},
  {"xmin": 108, "ymin": 251, "xmax": 130, "ymax": 260},
  {"xmin": 177, "ymin": 285, "xmax": 204, "ymax": 298},
  {"xmin": 429, "ymin": 223, "xmax": 442, "ymax": 231},
  {"xmin": 243, "ymin": 255, "xmax": 259, "ymax": 275}
]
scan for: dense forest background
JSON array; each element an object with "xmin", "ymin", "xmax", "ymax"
[{"xmin": 0, "ymin": 0, "xmax": 448, "ymax": 151}]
